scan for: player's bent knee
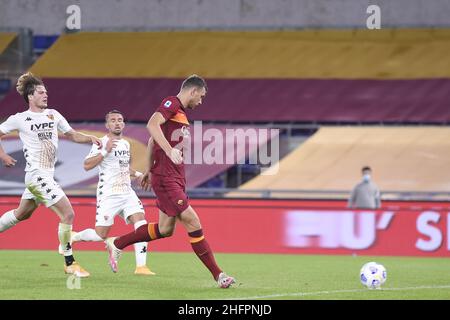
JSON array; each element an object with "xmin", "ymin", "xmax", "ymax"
[
  {"xmin": 192, "ymin": 220, "xmax": 202, "ymax": 230},
  {"xmin": 159, "ymin": 227, "xmax": 174, "ymax": 237},
  {"xmin": 181, "ymin": 215, "xmax": 202, "ymax": 231},
  {"xmin": 61, "ymin": 210, "xmax": 75, "ymax": 224}
]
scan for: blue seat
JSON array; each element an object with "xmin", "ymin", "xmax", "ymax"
[
  {"xmin": 0, "ymin": 79, "xmax": 11, "ymax": 94},
  {"xmin": 33, "ymin": 35, "xmax": 59, "ymax": 53}
]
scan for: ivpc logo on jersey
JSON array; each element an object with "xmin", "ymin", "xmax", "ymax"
[{"xmin": 171, "ymin": 121, "xmax": 280, "ymax": 175}]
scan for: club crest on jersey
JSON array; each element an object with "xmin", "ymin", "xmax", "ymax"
[
  {"xmin": 164, "ymin": 100, "xmax": 172, "ymax": 108},
  {"xmin": 47, "ymin": 114, "xmax": 54, "ymax": 120}
]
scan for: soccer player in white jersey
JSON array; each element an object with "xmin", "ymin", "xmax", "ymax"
[
  {"xmin": 69, "ymin": 110, "xmax": 155, "ymax": 275},
  {"xmin": 0, "ymin": 72, "xmax": 102, "ymax": 277}
]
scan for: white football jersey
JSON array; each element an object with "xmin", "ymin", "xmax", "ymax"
[
  {"xmin": 0, "ymin": 108, "xmax": 72, "ymax": 173},
  {"xmin": 85, "ymin": 135, "xmax": 132, "ymax": 199}
]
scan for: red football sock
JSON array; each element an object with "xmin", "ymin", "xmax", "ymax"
[
  {"xmin": 114, "ymin": 223, "xmax": 162, "ymax": 249},
  {"xmin": 189, "ymin": 229, "xmax": 222, "ymax": 280}
]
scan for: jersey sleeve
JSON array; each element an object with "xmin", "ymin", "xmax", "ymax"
[
  {"xmin": 0, "ymin": 114, "xmax": 19, "ymax": 134},
  {"xmin": 155, "ymin": 97, "xmax": 180, "ymax": 121},
  {"xmin": 85, "ymin": 142, "xmax": 102, "ymax": 159},
  {"xmin": 53, "ymin": 110, "xmax": 73, "ymax": 134}
]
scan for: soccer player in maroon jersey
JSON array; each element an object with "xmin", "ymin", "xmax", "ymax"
[{"xmin": 105, "ymin": 75, "xmax": 235, "ymax": 288}]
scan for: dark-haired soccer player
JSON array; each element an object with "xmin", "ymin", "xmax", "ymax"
[
  {"xmin": 0, "ymin": 72, "xmax": 102, "ymax": 277},
  {"xmin": 105, "ymin": 75, "xmax": 235, "ymax": 288},
  {"xmin": 69, "ymin": 110, "xmax": 155, "ymax": 275}
]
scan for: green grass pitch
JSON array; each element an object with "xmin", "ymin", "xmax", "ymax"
[{"xmin": 1, "ymin": 250, "xmax": 449, "ymax": 300}]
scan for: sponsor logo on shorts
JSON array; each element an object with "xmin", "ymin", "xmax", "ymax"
[{"xmin": 177, "ymin": 199, "xmax": 184, "ymax": 206}]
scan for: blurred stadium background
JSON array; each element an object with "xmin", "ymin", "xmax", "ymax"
[{"xmin": 1, "ymin": 0, "xmax": 450, "ymax": 299}]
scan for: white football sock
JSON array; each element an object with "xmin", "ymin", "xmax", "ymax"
[
  {"xmin": 134, "ymin": 220, "xmax": 148, "ymax": 267},
  {"xmin": 0, "ymin": 210, "xmax": 19, "ymax": 232},
  {"xmin": 58, "ymin": 223, "xmax": 73, "ymax": 256},
  {"xmin": 73, "ymin": 228, "xmax": 103, "ymax": 242}
]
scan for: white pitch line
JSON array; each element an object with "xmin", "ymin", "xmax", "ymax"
[{"xmin": 228, "ymin": 284, "xmax": 450, "ymax": 300}]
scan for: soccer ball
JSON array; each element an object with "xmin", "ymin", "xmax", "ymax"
[{"xmin": 360, "ymin": 262, "xmax": 387, "ymax": 289}]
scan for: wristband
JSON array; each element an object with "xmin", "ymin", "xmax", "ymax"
[
  {"xmin": 100, "ymin": 149, "xmax": 108, "ymax": 157},
  {"xmin": 134, "ymin": 171, "xmax": 143, "ymax": 178}
]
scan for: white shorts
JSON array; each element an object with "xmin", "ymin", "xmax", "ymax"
[
  {"xmin": 22, "ymin": 170, "xmax": 65, "ymax": 208},
  {"xmin": 95, "ymin": 191, "xmax": 145, "ymax": 227}
]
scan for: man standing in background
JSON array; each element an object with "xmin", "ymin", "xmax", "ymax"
[{"xmin": 348, "ymin": 166, "xmax": 381, "ymax": 209}]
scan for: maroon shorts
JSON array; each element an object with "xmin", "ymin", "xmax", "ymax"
[{"xmin": 151, "ymin": 174, "xmax": 189, "ymax": 217}]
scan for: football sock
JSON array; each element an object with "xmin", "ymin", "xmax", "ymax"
[
  {"xmin": 133, "ymin": 220, "xmax": 148, "ymax": 267},
  {"xmin": 114, "ymin": 223, "xmax": 163, "ymax": 249},
  {"xmin": 0, "ymin": 210, "xmax": 19, "ymax": 232},
  {"xmin": 147, "ymin": 223, "xmax": 163, "ymax": 240},
  {"xmin": 189, "ymin": 229, "xmax": 222, "ymax": 281},
  {"xmin": 64, "ymin": 255, "xmax": 75, "ymax": 266},
  {"xmin": 58, "ymin": 223, "xmax": 73, "ymax": 258}
]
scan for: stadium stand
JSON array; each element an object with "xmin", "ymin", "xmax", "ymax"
[
  {"xmin": 1, "ymin": 29, "xmax": 449, "ymax": 123},
  {"xmin": 2, "ymin": 78, "xmax": 450, "ymax": 123},
  {"xmin": 25, "ymin": 30, "xmax": 450, "ymax": 79},
  {"xmin": 1, "ymin": 29, "xmax": 449, "ymax": 197},
  {"xmin": 235, "ymin": 127, "xmax": 450, "ymax": 198},
  {"xmin": 0, "ymin": 33, "xmax": 18, "ymax": 96},
  {"xmin": 0, "ymin": 33, "xmax": 16, "ymax": 54},
  {"xmin": 32, "ymin": 35, "xmax": 58, "ymax": 56}
]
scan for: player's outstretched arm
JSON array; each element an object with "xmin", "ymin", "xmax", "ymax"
[
  {"xmin": 65, "ymin": 130, "xmax": 102, "ymax": 148},
  {"xmin": 0, "ymin": 131, "xmax": 17, "ymax": 167},
  {"xmin": 84, "ymin": 137, "xmax": 117, "ymax": 171},
  {"xmin": 84, "ymin": 153, "xmax": 104, "ymax": 171}
]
